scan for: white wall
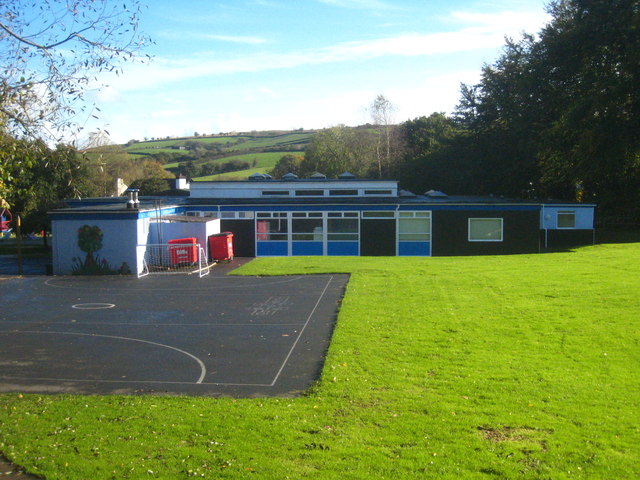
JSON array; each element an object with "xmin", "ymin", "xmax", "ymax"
[
  {"xmin": 52, "ymin": 217, "xmax": 141, "ymax": 275},
  {"xmin": 190, "ymin": 180, "xmax": 399, "ymax": 199}
]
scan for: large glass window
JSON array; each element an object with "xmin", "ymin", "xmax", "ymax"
[
  {"xmin": 292, "ymin": 218, "xmax": 323, "ymax": 241},
  {"xmin": 399, "ymin": 217, "xmax": 431, "ymax": 241},
  {"xmin": 257, "ymin": 217, "xmax": 288, "ymax": 240},
  {"xmin": 328, "ymin": 218, "xmax": 359, "ymax": 240},
  {"xmin": 468, "ymin": 218, "xmax": 503, "ymax": 242},
  {"xmin": 557, "ymin": 211, "xmax": 576, "ymax": 228}
]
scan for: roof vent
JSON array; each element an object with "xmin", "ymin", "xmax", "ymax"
[
  {"xmin": 309, "ymin": 172, "xmax": 327, "ymax": 180},
  {"xmin": 338, "ymin": 171, "xmax": 356, "ymax": 180},
  {"xmin": 282, "ymin": 172, "xmax": 299, "ymax": 180},
  {"xmin": 248, "ymin": 173, "xmax": 272, "ymax": 181},
  {"xmin": 425, "ymin": 189, "xmax": 448, "ymax": 198},
  {"xmin": 399, "ymin": 189, "xmax": 417, "ymax": 197}
]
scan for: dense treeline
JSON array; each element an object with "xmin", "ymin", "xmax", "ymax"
[
  {"xmin": 452, "ymin": 0, "xmax": 639, "ymax": 217},
  {"xmin": 279, "ymin": 0, "xmax": 639, "ymax": 222},
  {"xmin": 0, "ymin": 137, "xmax": 174, "ymax": 233}
]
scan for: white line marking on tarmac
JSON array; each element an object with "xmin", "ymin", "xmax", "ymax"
[
  {"xmin": 0, "ymin": 375, "xmax": 274, "ymax": 387},
  {"xmin": 269, "ymin": 275, "xmax": 334, "ymax": 387},
  {"xmin": 72, "ymin": 303, "xmax": 115, "ymax": 310},
  {"xmin": 12, "ymin": 331, "xmax": 207, "ymax": 384},
  {"xmin": 43, "ymin": 275, "xmax": 306, "ymax": 291}
]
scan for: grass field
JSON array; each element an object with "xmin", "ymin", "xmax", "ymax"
[
  {"xmin": 124, "ymin": 133, "xmax": 313, "ymax": 156},
  {"xmin": 192, "ymin": 152, "xmax": 297, "ymax": 180},
  {"xmin": 163, "ymin": 151, "xmax": 293, "ymax": 172},
  {"xmin": 0, "ymin": 244, "xmax": 638, "ymax": 479}
]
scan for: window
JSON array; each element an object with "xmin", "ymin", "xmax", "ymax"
[
  {"xmin": 328, "ymin": 218, "xmax": 359, "ymax": 241},
  {"xmin": 329, "ymin": 189, "xmax": 358, "ymax": 196},
  {"xmin": 292, "ymin": 218, "xmax": 323, "ymax": 241},
  {"xmin": 256, "ymin": 218, "xmax": 287, "ymax": 240},
  {"xmin": 295, "ymin": 189, "xmax": 324, "ymax": 196},
  {"xmin": 469, "ymin": 218, "xmax": 503, "ymax": 242},
  {"xmin": 364, "ymin": 189, "xmax": 393, "ymax": 195},
  {"xmin": 362, "ymin": 211, "xmax": 395, "ymax": 218},
  {"xmin": 218, "ymin": 211, "xmax": 254, "ymax": 219},
  {"xmin": 398, "ymin": 212, "xmax": 431, "ymax": 241},
  {"xmin": 557, "ymin": 211, "xmax": 576, "ymax": 229},
  {"xmin": 262, "ymin": 190, "xmax": 289, "ymax": 196}
]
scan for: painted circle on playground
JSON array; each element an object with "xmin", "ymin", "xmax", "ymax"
[{"xmin": 72, "ymin": 303, "xmax": 116, "ymax": 310}]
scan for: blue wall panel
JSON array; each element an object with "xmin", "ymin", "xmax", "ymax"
[
  {"xmin": 292, "ymin": 242, "xmax": 323, "ymax": 256},
  {"xmin": 256, "ymin": 241, "xmax": 288, "ymax": 256},
  {"xmin": 398, "ymin": 241, "xmax": 431, "ymax": 256},
  {"xmin": 327, "ymin": 242, "xmax": 359, "ymax": 256}
]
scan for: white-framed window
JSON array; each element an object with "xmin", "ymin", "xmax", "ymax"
[
  {"xmin": 398, "ymin": 211, "xmax": 431, "ymax": 241},
  {"xmin": 219, "ymin": 211, "xmax": 254, "ymax": 219},
  {"xmin": 292, "ymin": 218, "xmax": 323, "ymax": 241},
  {"xmin": 328, "ymin": 218, "xmax": 359, "ymax": 241},
  {"xmin": 185, "ymin": 211, "xmax": 219, "ymax": 218},
  {"xmin": 557, "ymin": 210, "xmax": 576, "ymax": 229},
  {"xmin": 468, "ymin": 218, "xmax": 503, "ymax": 242}
]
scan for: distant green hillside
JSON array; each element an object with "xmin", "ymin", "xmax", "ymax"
[{"xmin": 122, "ymin": 130, "xmax": 313, "ymax": 180}]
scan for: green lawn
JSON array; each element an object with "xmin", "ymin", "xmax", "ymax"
[
  {"xmin": 1, "ymin": 244, "xmax": 638, "ymax": 479},
  {"xmin": 192, "ymin": 152, "xmax": 295, "ymax": 180}
]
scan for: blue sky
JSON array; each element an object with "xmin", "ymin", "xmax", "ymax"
[{"xmin": 82, "ymin": 0, "xmax": 551, "ymax": 144}]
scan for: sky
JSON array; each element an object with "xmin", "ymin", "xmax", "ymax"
[{"xmin": 80, "ymin": 0, "xmax": 552, "ymax": 144}]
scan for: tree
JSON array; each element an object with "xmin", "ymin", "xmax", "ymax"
[
  {"xmin": 0, "ymin": 0, "xmax": 149, "ymax": 141},
  {"xmin": 270, "ymin": 154, "xmax": 304, "ymax": 178},
  {"xmin": 368, "ymin": 95, "xmax": 400, "ymax": 177},
  {"xmin": 77, "ymin": 225, "xmax": 103, "ymax": 268},
  {"xmin": 128, "ymin": 177, "xmax": 170, "ymax": 196},
  {"xmin": 302, "ymin": 126, "xmax": 377, "ymax": 178},
  {"xmin": 535, "ymin": 0, "xmax": 640, "ymax": 209},
  {"xmin": 453, "ymin": 0, "xmax": 640, "ymax": 212},
  {"xmin": 2, "ymin": 138, "xmax": 93, "ymax": 235},
  {"xmin": 398, "ymin": 114, "xmax": 474, "ymax": 194}
]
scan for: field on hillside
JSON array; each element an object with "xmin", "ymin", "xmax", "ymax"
[
  {"xmin": 124, "ymin": 133, "xmax": 312, "ymax": 157},
  {"xmin": 1, "ymin": 244, "xmax": 638, "ymax": 479},
  {"xmin": 162, "ymin": 151, "xmax": 297, "ymax": 180},
  {"xmin": 121, "ymin": 131, "xmax": 312, "ymax": 179}
]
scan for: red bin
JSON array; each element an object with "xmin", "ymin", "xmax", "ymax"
[
  {"xmin": 168, "ymin": 237, "xmax": 198, "ymax": 265},
  {"xmin": 208, "ymin": 232, "xmax": 234, "ymax": 262}
]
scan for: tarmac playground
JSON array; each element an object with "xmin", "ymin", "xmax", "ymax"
[{"xmin": 0, "ymin": 260, "xmax": 348, "ymax": 397}]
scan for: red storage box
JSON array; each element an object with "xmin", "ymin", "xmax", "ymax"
[
  {"xmin": 168, "ymin": 237, "xmax": 198, "ymax": 265},
  {"xmin": 208, "ymin": 232, "xmax": 234, "ymax": 262}
]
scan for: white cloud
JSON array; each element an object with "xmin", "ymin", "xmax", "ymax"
[
  {"xmin": 451, "ymin": 9, "xmax": 551, "ymax": 38},
  {"xmin": 105, "ymin": 17, "xmax": 540, "ymax": 94},
  {"xmin": 316, "ymin": 0, "xmax": 397, "ymax": 10},
  {"xmin": 195, "ymin": 34, "xmax": 268, "ymax": 44}
]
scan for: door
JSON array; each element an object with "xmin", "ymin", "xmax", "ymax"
[{"xmin": 360, "ymin": 219, "xmax": 396, "ymax": 256}]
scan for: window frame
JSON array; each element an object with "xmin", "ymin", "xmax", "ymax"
[
  {"xmin": 557, "ymin": 210, "xmax": 576, "ymax": 229},
  {"xmin": 397, "ymin": 211, "xmax": 431, "ymax": 242},
  {"xmin": 468, "ymin": 218, "xmax": 504, "ymax": 242}
]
